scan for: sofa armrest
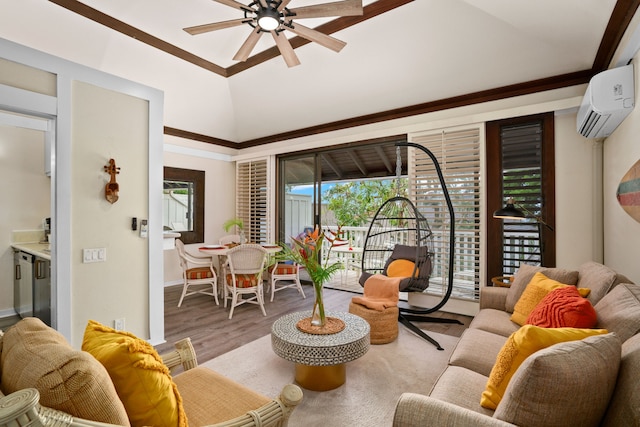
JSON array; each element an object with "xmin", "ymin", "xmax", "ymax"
[
  {"xmin": 479, "ymin": 286, "xmax": 509, "ymax": 310},
  {"xmin": 161, "ymin": 337, "xmax": 199, "ymax": 373},
  {"xmin": 204, "ymin": 384, "xmax": 303, "ymax": 427},
  {"xmin": 393, "ymin": 394, "xmax": 514, "ymax": 427}
]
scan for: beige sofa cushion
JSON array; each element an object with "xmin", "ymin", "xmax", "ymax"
[
  {"xmin": 577, "ymin": 261, "xmax": 630, "ymax": 305},
  {"xmin": 0, "ymin": 318, "xmax": 130, "ymax": 425},
  {"xmin": 448, "ymin": 328, "xmax": 507, "ymax": 377},
  {"xmin": 601, "ymin": 333, "xmax": 640, "ymax": 426},
  {"xmin": 494, "ymin": 333, "xmax": 620, "ymax": 427},
  {"xmin": 505, "ymin": 264, "xmax": 579, "ymax": 313},
  {"xmin": 428, "ymin": 366, "xmax": 495, "ymax": 417},
  {"xmin": 595, "ymin": 282, "xmax": 640, "ymax": 342},
  {"xmin": 468, "ymin": 309, "xmax": 519, "ymax": 337}
]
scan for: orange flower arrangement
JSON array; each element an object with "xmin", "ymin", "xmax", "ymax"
[{"xmin": 277, "ymin": 225, "xmax": 344, "ymax": 326}]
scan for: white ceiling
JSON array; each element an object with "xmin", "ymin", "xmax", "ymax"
[{"xmin": 0, "ymin": 0, "xmax": 622, "ymax": 143}]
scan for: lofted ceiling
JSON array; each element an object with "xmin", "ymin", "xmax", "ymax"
[{"xmin": 0, "ymin": 0, "xmax": 638, "ymax": 147}]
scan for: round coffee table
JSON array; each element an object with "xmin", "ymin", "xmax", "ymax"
[{"xmin": 271, "ymin": 310, "xmax": 370, "ymax": 391}]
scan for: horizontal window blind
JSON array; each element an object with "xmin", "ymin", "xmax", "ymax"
[
  {"xmin": 237, "ymin": 159, "xmax": 269, "ymax": 244},
  {"xmin": 501, "ymin": 122, "xmax": 543, "ymax": 273},
  {"xmin": 409, "ymin": 128, "xmax": 481, "ymax": 301}
]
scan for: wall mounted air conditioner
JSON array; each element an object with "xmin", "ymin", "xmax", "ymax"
[{"xmin": 577, "ymin": 64, "xmax": 635, "ymax": 138}]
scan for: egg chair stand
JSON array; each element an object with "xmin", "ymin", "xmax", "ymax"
[{"xmin": 359, "ymin": 142, "xmax": 461, "ymax": 350}]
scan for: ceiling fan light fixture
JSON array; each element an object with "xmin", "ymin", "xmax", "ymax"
[{"xmin": 257, "ymin": 8, "xmax": 280, "ymax": 31}]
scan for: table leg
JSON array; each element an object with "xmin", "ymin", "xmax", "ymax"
[{"xmin": 295, "ymin": 363, "xmax": 346, "ymax": 391}]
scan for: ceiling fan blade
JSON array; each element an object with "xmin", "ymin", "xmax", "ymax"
[
  {"xmin": 257, "ymin": 0, "xmax": 268, "ymax": 8},
  {"xmin": 287, "ymin": 0, "xmax": 363, "ymax": 19},
  {"xmin": 285, "ymin": 22, "xmax": 346, "ymax": 52},
  {"xmin": 233, "ymin": 27, "xmax": 263, "ymax": 61},
  {"xmin": 184, "ymin": 18, "xmax": 249, "ymax": 35},
  {"xmin": 213, "ymin": 0, "xmax": 254, "ymax": 13},
  {"xmin": 277, "ymin": 0, "xmax": 294, "ymax": 12},
  {"xmin": 271, "ymin": 31, "xmax": 301, "ymax": 67}
]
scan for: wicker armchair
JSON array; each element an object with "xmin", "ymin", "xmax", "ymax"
[{"xmin": 0, "ymin": 337, "xmax": 303, "ymax": 427}]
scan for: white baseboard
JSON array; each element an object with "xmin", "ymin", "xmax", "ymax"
[
  {"xmin": 0, "ymin": 308, "xmax": 18, "ymax": 318},
  {"xmin": 164, "ymin": 280, "xmax": 182, "ymax": 287}
]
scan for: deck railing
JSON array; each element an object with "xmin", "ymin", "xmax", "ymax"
[{"xmin": 319, "ymin": 225, "xmax": 541, "ymax": 301}]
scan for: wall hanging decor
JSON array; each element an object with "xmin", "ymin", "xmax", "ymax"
[
  {"xmin": 104, "ymin": 158, "xmax": 120, "ymax": 204},
  {"xmin": 617, "ymin": 158, "xmax": 640, "ymax": 223}
]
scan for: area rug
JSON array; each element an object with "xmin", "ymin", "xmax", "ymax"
[{"xmin": 201, "ymin": 325, "xmax": 459, "ymax": 426}]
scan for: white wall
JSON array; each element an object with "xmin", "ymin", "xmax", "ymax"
[
  {"xmin": 70, "ymin": 81, "xmax": 150, "ymax": 343},
  {"xmin": 0, "ymin": 38, "xmax": 164, "ymax": 346},
  {"xmin": 554, "ymin": 111, "xmax": 603, "ymax": 268},
  {"xmin": 163, "ymin": 139, "xmax": 237, "ymax": 285},
  {"xmin": 602, "ymin": 54, "xmax": 640, "ymax": 283}
]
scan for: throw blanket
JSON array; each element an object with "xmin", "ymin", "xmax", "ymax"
[{"xmin": 352, "ymin": 274, "xmax": 401, "ymax": 311}]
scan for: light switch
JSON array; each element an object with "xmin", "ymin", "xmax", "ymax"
[{"xmin": 83, "ymin": 248, "xmax": 106, "ymax": 263}]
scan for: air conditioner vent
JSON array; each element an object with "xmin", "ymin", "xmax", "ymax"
[{"xmin": 577, "ymin": 64, "xmax": 634, "ymax": 139}]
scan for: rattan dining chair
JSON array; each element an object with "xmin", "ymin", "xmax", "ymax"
[
  {"xmin": 175, "ymin": 239, "xmax": 219, "ymax": 307},
  {"xmin": 268, "ymin": 261, "xmax": 306, "ymax": 302},
  {"xmin": 218, "ymin": 234, "xmax": 241, "ymax": 282},
  {"xmin": 224, "ymin": 244, "xmax": 268, "ymax": 319}
]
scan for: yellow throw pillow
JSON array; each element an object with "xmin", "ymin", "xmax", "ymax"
[
  {"xmin": 387, "ymin": 259, "xmax": 418, "ymax": 278},
  {"xmin": 82, "ymin": 320, "xmax": 187, "ymax": 427},
  {"xmin": 510, "ymin": 272, "xmax": 591, "ymax": 325},
  {"xmin": 480, "ymin": 325, "xmax": 608, "ymax": 410}
]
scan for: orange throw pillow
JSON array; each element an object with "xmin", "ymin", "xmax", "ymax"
[
  {"xmin": 526, "ymin": 286, "xmax": 598, "ymax": 328},
  {"xmin": 387, "ymin": 259, "xmax": 417, "ymax": 278}
]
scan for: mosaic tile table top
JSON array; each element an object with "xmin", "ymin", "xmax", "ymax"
[{"xmin": 271, "ymin": 310, "xmax": 370, "ymax": 366}]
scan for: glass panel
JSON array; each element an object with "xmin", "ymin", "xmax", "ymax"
[
  {"xmin": 279, "ymin": 155, "xmax": 317, "ymax": 244},
  {"xmin": 163, "ymin": 179, "xmax": 194, "ymax": 231},
  {"xmin": 163, "ymin": 167, "xmax": 204, "ymax": 244}
]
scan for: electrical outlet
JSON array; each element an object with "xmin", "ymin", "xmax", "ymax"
[{"xmin": 114, "ymin": 318, "xmax": 125, "ymax": 330}]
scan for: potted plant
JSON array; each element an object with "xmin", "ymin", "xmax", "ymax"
[
  {"xmin": 223, "ymin": 217, "xmax": 246, "ymax": 244},
  {"xmin": 276, "ymin": 226, "xmax": 343, "ymax": 328}
]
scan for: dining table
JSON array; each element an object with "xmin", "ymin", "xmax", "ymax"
[
  {"xmin": 198, "ymin": 243, "xmax": 283, "ymax": 296},
  {"xmin": 332, "ymin": 244, "xmax": 363, "ymax": 284},
  {"xmin": 198, "ymin": 243, "xmax": 282, "ymax": 256}
]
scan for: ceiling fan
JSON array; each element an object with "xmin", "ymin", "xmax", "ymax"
[{"xmin": 184, "ymin": 0, "xmax": 364, "ymax": 67}]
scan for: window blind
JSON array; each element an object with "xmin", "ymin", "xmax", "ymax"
[
  {"xmin": 236, "ymin": 159, "xmax": 269, "ymax": 244},
  {"xmin": 500, "ymin": 122, "xmax": 543, "ymax": 273},
  {"xmin": 409, "ymin": 128, "xmax": 481, "ymax": 301}
]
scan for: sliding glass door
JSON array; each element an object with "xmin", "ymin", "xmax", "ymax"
[{"xmin": 278, "ymin": 154, "xmax": 321, "ymax": 244}]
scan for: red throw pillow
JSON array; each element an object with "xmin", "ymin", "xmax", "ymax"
[{"xmin": 526, "ymin": 286, "xmax": 598, "ymax": 328}]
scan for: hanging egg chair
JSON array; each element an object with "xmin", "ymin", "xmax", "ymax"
[{"xmin": 359, "ymin": 142, "xmax": 461, "ymax": 350}]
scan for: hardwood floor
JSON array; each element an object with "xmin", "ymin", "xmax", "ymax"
[{"xmin": 155, "ymin": 282, "xmax": 472, "ymax": 365}]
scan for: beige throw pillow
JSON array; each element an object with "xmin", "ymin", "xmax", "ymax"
[
  {"xmin": 494, "ymin": 333, "xmax": 621, "ymax": 427},
  {"xmin": 0, "ymin": 318, "xmax": 130, "ymax": 425}
]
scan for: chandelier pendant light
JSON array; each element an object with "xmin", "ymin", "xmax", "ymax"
[{"xmin": 183, "ymin": 0, "xmax": 363, "ymax": 67}]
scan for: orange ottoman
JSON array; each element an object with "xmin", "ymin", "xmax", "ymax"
[{"xmin": 348, "ymin": 301, "xmax": 399, "ymax": 344}]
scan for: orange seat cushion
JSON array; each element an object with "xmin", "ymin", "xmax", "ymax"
[
  {"xmin": 226, "ymin": 273, "xmax": 260, "ymax": 288},
  {"xmin": 270, "ymin": 264, "xmax": 297, "ymax": 275},
  {"xmin": 186, "ymin": 267, "xmax": 215, "ymax": 280}
]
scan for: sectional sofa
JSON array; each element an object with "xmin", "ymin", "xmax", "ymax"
[{"xmin": 393, "ymin": 261, "xmax": 640, "ymax": 426}]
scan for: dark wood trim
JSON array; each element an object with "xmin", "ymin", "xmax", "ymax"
[
  {"xmin": 50, "ymin": 0, "xmax": 636, "ymax": 147},
  {"xmin": 240, "ymin": 70, "xmax": 592, "ymax": 147},
  {"xmin": 164, "ymin": 127, "xmax": 237, "ymax": 149},
  {"xmin": 485, "ymin": 112, "xmax": 556, "ymax": 283},
  {"xmin": 592, "ymin": 0, "xmax": 640, "ymax": 71},
  {"xmin": 227, "ymin": 0, "xmax": 413, "ymax": 76},
  {"xmin": 47, "ymin": 0, "xmax": 228, "ymax": 77},
  {"xmin": 48, "ymin": 0, "xmax": 412, "ymax": 78},
  {"xmin": 164, "ymin": 167, "xmax": 205, "ymax": 244},
  {"xmin": 485, "ymin": 120, "xmax": 502, "ymax": 285}
]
